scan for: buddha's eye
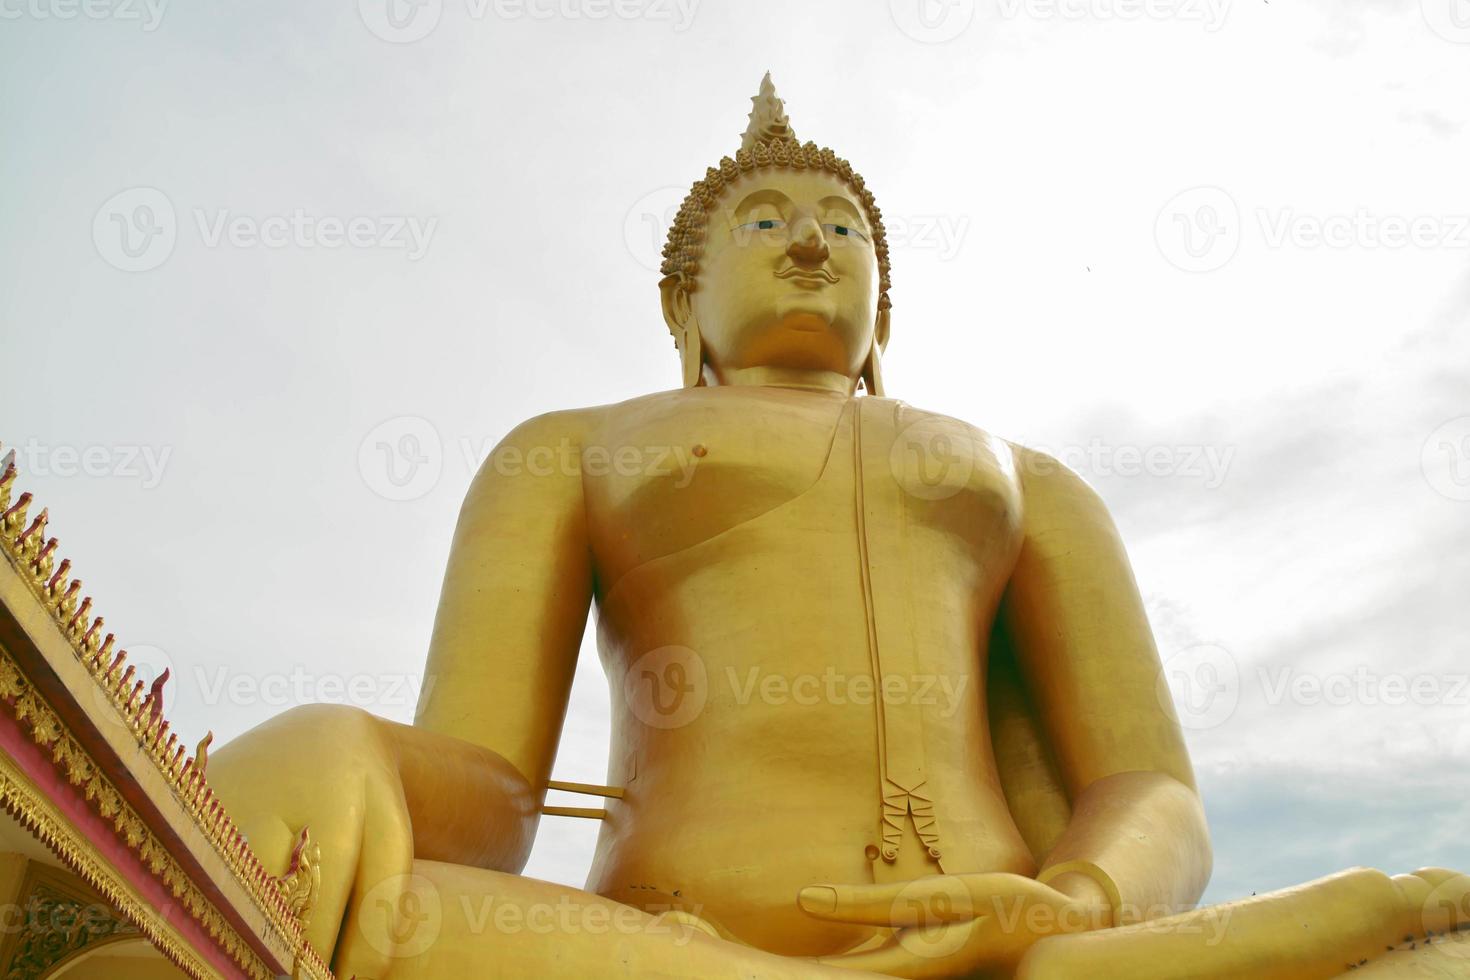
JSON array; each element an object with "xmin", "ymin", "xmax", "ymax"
[
  {"xmin": 736, "ymin": 218, "xmax": 786, "ymax": 233},
  {"xmin": 823, "ymin": 223, "xmax": 869, "ymax": 243}
]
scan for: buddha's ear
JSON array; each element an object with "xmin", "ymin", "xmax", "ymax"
[
  {"xmin": 863, "ymin": 308, "xmax": 890, "ymax": 396},
  {"xmin": 659, "ymin": 274, "xmax": 705, "ymax": 388},
  {"xmin": 659, "ymin": 274, "xmax": 689, "ymax": 337}
]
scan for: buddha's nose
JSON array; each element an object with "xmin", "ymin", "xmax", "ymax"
[{"xmin": 787, "ymin": 215, "xmax": 830, "ymax": 264}]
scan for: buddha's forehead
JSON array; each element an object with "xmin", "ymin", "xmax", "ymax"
[{"xmin": 712, "ymin": 169, "xmax": 867, "ymax": 222}]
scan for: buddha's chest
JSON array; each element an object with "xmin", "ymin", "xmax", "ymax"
[{"xmin": 584, "ymin": 390, "xmax": 1024, "ymax": 598}]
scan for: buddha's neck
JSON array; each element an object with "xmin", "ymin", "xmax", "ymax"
[{"xmin": 705, "ymin": 365, "xmax": 859, "ymax": 396}]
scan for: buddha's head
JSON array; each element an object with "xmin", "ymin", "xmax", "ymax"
[{"xmin": 660, "ymin": 74, "xmax": 892, "ymax": 394}]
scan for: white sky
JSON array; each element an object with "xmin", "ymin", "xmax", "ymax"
[{"xmin": 2, "ymin": 0, "xmax": 1467, "ymax": 907}]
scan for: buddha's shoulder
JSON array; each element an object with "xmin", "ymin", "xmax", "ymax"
[{"xmin": 864, "ymin": 398, "xmax": 1100, "ymax": 501}]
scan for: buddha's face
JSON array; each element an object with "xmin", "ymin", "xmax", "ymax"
[{"xmin": 675, "ymin": 169, "xmax": 881, "ymax": 386}]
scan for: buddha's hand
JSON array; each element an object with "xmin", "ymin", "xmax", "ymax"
[
  {"xmin": 209, "ymin": 703, "xmax": 415, "ymax": 980},
  {"xmin": 799, "ymin": 872, "xmax": 1111, "ymax": 979}
]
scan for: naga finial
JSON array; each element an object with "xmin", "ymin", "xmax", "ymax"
[{"xmin": 740, "ymin": 71, "xmax": 797, "ymax": 151}]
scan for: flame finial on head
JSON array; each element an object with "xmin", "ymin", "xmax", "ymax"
[{"xmin": 741, "ymin": 71, "xmax": 796, "ymax": 151}]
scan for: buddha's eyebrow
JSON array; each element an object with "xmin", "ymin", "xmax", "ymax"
[
  {"xmin": 818, "ymin": 195, "xmax": 866, "ymax": 227},
  {"xmin": 728, "ymin": 189, "xmax": 792, "ymax": 220}
]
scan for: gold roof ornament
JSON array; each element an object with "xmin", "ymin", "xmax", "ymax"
[{"xmin": 661, "ymin": 72, "xmax": 892, "ymax": 313}]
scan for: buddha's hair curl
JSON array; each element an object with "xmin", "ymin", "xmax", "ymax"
[{"xmin": 659, "ymin": 137, "xmax": 893, "ymax": 312}]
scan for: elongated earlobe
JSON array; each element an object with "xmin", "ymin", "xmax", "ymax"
[
  {"xmin": 861, "ymin": 339, "xmax": 885, "ymax": 396},
  {"xmin": 660, "ymin": 275, "xmax": 707, "ymax": 388},
  {"xmin": 862, "ymin": 309, "xmax": 890, "ymax": 396},
  {"xmin": 681, "ymin": 320, "xmax": 706, "ymax": 388}
]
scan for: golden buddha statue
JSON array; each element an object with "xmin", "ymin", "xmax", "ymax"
[{"xmin": 210, "ymin": 75, "xmax": 1470, "ymax": 979}]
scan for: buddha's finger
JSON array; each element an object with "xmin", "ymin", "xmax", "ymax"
[
  {"xmin": 798, "ymin": 876, "xmax": 976, "ymax": 926},
  {"xmin": 332, "ymin": 779, "xmax": 417, "ymax": 980}
]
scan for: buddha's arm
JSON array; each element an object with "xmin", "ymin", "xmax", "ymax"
[
  {"xmin": 1001, "ymin": 447, "xmax": 1211, "ymax": 923},
  {"xmin": 399, "ymin": 407, "xmax": 597, "ymax": 871}
]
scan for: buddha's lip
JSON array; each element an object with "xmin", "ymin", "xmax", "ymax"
[{"xmin": 775, "ymin": 267, "xmax": 839, "ymax": 283}]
